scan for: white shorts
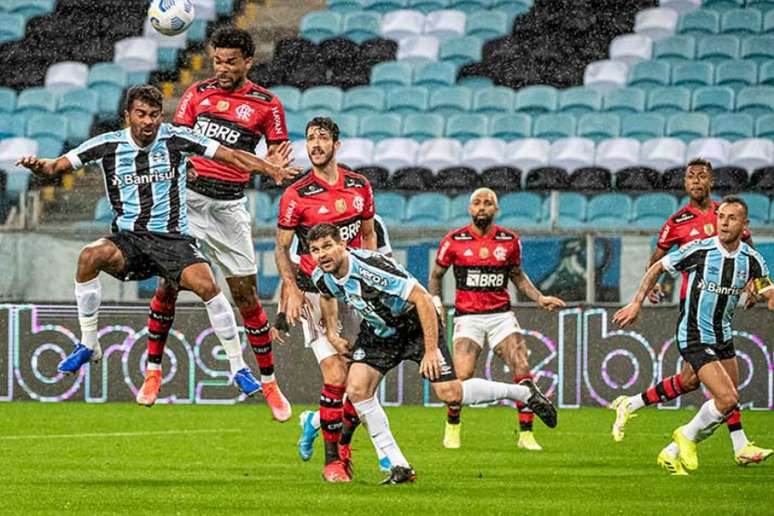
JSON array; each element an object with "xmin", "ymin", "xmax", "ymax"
[
  {"xmin": 186, "ymin": 189, "xmax": 257, "ymax": 278},
  {"xmin": 301, "ymin": 292, "xmax": 362, "ymax": 363},
  {"xmin": 453, "ymin": 311, "xmax": 521, "ymax": 350}
]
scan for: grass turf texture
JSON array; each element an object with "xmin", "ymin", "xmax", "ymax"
[{"xmin": 1, "ymin": 403, "xmax": 772, "ymax": 515}]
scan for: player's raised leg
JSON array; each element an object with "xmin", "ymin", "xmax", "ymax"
[{"xmin": 137, "ymin": 281, "xmax": 178, "ymax": 406}]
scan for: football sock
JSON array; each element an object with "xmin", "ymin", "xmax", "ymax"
[
  {"xmin": 353, "ymin": 396, "xmax": 410, "ymax": 469},
  {"xmin": 514, "ymin": 374, "xmax": 534, "ymax": 432},
  {"xmin": 75, "ymin": 278, "xmax": 101, "ymax": 349},
  {"xmin": 446, "ymin": 403, "xmax": 461, "ymax": 425},
  {"xmin": 204, "ymin": 292, "xmax": 246, "ymax": 375},
  {"xmin": 320, "ymin": 383, "xmax": 345, "ymax": 464},
  {"xmin": 340, "ymin": 398, "xmax": 360, "ymax": 446},
  {"xmin": 462, "ymin": 378, "xmax": 530, "ymax": 405},
  {"xmin": 240, "ymin": 305, "xmax": 275, "ymax": 384},
  {"xmin": 682, "ymin": 399, "xmax": 725, "ymax": 443},
  {"xmin": 726, "ymin": 408, "xmax": 748, "ymax": 453},
  {"xmin": 639, "ymin": 374, "xmax": 684, "ymax": 407},
  {"xmin": 146, "ymin": 287, "xmax": 177, "ymax": 367},
  {"xmin": 311, "ymin": 410, "xmax": 321, "ymax": 430}
]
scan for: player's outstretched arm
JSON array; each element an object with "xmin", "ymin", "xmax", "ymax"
[
  {"xmin": 509, "ymin": 266, "xmax": 565, "ymax": 311},
  {"xmin": 213, "ymin": 146, "xmax": 301, "ymax": 185},
  {"xmin": 647, "ymin": 247, "xmax": 668, "ymax": 304},
  {"xmin": 17, "ymin": 156, "xmax": 73, "ymax": 177},
  {"xmin": 360, "ymin": 218, "xmax": 377, "ymax": 251},
  {"xmin": 428, "ymin": 263, "xmax": 448, "ymax": 320},
  {"xmin": 613, "ymin": 261, "xmax": 666, "ymax": 328},
  {"xmin": 408, "ymin": 284, "xmax": 442, "ymax": 381},
  {"xmin": 319, "ymin": 294, "xmax": 349, "ymax": 354},
  {"xmin": 274, "ymin": 228, "xmax": 308, "ymax": 326}
]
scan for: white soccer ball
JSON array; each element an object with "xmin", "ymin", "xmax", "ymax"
[{"xmin": 148, "ymin": 0, "xmax": 196, "ymax": 36}]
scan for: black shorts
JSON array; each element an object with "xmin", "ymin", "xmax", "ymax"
[
  {"xmin": 105, "ymin": 231, "xmax": 209, "ymax": 288},
  {"xmin": 679, "ymin": 339, "xmax": 736, "ymax": 373},
  {"xmin": 350, "ymin": 313, "xmax": 457, "ymax": 383}
]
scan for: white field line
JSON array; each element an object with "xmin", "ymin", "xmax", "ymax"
[{"xmin": 0, "ymin": 428, "xmax": 240, "ymax": 441}]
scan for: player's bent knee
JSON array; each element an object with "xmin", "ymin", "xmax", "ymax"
[
  {"xmin": 433, "ymin": 381, "xmax": 462, "ymax": 405},
  {"xmin": 345, "ymin": 384, "xmax": 371, "ymax": 404},
  {"xmin": 194, "ymin": 280, "xmax": 221, "ymax": 302}
]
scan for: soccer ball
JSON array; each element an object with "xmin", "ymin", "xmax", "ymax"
[{"xmin": 148, "ymin": 0, "xmax": 196, "ymax": 36}]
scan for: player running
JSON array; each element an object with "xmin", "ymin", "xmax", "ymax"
[
  {"xmin": 135, "ymin": 27, "xmax": 294, "ymax": 421},
  {"xmin": 17, "ymin": 86, "xmax": 297, "ymax": 393},
  {"xmin": 610, "ymin": 158, "xmax": 771, "ymax": 465},
  {"xmin": 429, "ymin": 188, "xmax": 565, "ymax": 451},
  {"xmin": 309, "ymin": 223, "xmax": 558, "ymax": 484},
  {"xmin": 274, "ymin": 117, "xmax": 378, "ymax": 481},
  {"xmin": 614, "ymin": 196, "xmax": 774, "ymax": 475}
]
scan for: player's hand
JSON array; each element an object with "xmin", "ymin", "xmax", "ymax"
[
  {"xmin": 327, "ymin": 333, "xmax": 350, "ymax": 354},
  {"xmin": 285, "ymin": 286, "xmax": 310, "ymax": 326},
  {"xmin": 269, "ymin": 326, "xmax": 285, "ymax": 344},
  {"xmin": 647, "ymin": 283, "xmax": 664, "ymax": 304},
  {"xmin": 266, "ymin": 141, "xmax": 293, "ymax": 169},
  {"xmin": 538, "ymin": 295, "xmax": 565, "ymax": 311},
  {"xmin": 17, "ymin": 156, "xmax": 53, "ymax": 176},
  {"xmin": 420, "ymin": 348, "xmax": 442, "ymax": 381},
  {"xmin": 742, "ymin": 281, "xmax": 759, "ymax": 310},
  {"xmin": 612, "ymin": 302, "xmax": 642, "ymax": 328},
  {"xmin": 186, "ymin": 163, "xmax": 198, "ymax": 183}
]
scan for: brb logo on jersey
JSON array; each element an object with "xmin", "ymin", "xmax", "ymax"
[
  {"xmin": 339, "ymin": 220, "xmax": 362, "ymax": 243},
  {"xmin": 194, "ymin": 119, "xmax": 240, "ymax": 145},
  {"xmin": 465, "ymin": 270, "xmax": 506, "ymax": 288}
]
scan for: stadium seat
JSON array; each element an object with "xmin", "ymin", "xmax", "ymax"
[
  {"xmin": 343, "ymin": 86, "xmax": 386, "ymax": 114},
  {"xmin": 0, "ymin": 13, "xmax": 24, "ymax": 44},
  {"xmin": 473, "ymin": 87, "xmax": 514, "ymax": 114},
  {"xmin": 692, "ymin": 86, "xmax": 734, "ymax": 114},
  {"xmin": 192, "ymin": 0, "xmax": 217, "ymax": 21},
  {"xmin": 343, "ymin": 11, "xmax": 382, "ymax": 44},
  {"xmin": 697, "ymin": 34, "xmax": 740, "ymax": 63},
  {"xmin": 621, "ymin": 113, "xmax": 666, "ymax": 141},
  {"xmin": 301, "ymin": 86, "xmax": 344, "ymax": 113},
  {"xmin": 672, "ymin": 62, "xmax": 713, "ymax": 89},
  {"xmin": 402, "ymin": 113, "xmax": 445, "ymax": 141},
  {"xmin": 751, "ymin": 0, "xmax": 774, "ymax": 14},
  {"xmin": 8, "ymin": 0, "xmax": 55, "ymax": 18},
  {"xmin": 445, "ymin": 113, "xmax": 488, "ymax": 142},
  {"xmin": 465, "ymin": 10, "xmax": 508, "ymax": 40},
  {"xmin": 634, "ymin": 7, "xmax": 679, "ymax": 41},
  {"xmin": 647, "ymin": 86, "xmax": 691, "ymax": 114},
  {"xmin": 729, "ymin": 138, "xmax": 774, "ymax": 171},
  {"xmin": 88, "ymin": 62, "xmax": 128, "ymax": 89},
  {"xmin": 417, "ymin": 138, "xmax": 463, "ymax": 170},
  {"xmin": 0, "ymin": 137, "xmax": 37, "ymax": 174},
  {"xmin": 410, "ymin": 0, "xmax": 452, "ymax": 14},
  {"xmin": 652, "ymin": 35, "xmax": 696, "ymax": 63},
  {"xmin": 380, "ymin": 9, "xmax": 424, "ymax": 40},
  {"xmin": 750, "ymin": 166, "xmax": 774, "ymax": 192},
  {"xmin": 701, "ymin": 0, "xmax": 744, "ymax": 11},
  {"xmin": 285, "ymin": 113, "xmax": 306, "ymax": 141},
  {"xmin": 0, "ymin": 87, "xmax": 16, "ymax": 113},
  {"xmin": 711, "ymin": 113, "xmax": 755, "ymax": 140},
  {"xmin": 514, "ymin": 86, "xmax": 558, "ymax": 115},
  {"xmin": 659, "ymin": 0, "xmax": 701, "ymax": 14},
  {"xmin": 741, "ymin": 36, "xmax": 774, "ymax": 63},
  {"xmin": 44, "ymin": 61, "xmax": 88, "ymax": 95},
  {"xmin": 435, "ymin": 166, "xmax": 479, "ymax": 192},
  {"xmin": 602, "ymin": 88, "xmax": 646, "ymax": 114},
  {"xmin": 270, "ymin": 86, "xmax": 301, "ymax": 112},
  {"xmin": 577, "ymin": 113, "xmax": 620, "ymax": 142},
  {"xmin": 587, "ymin": 193, "xmax": 633, "ymax": 229},
  {"xmin": 397, "ymin": 35, "xmax": 440, "ymax": 64},
  {"xmin": 461, "ymin": 137, "xmax": 507, "ymax": 171},
  {"xmin": 479, "ymin": 166, "xmax": 522, "ymax": 192},
  {"xmin": 525, "ymin": 166, "xmax": 570, "ymax": 191},
  {"xmin": 365, "ymin": 0, "xmax": 410, "ymax": 13},
  {"xmin": 756, "ymin": 114, "xmax": 774, "ymax": 139},
  {"xmin": 499, "ymin": 192, "xmax": 543, "ymax": 222},
  {"xmin": 386, "ymin": 86, "xmax": 429, "ymax": 113},
  {"xmin": 58, "ymin": 89, "xmax": 98, "ymax": 141},
  {"xmin": 740, "ymin": 193, "xmax": 770, "ymax": 228},
  {"xmin": 359, "ymin": 113, "xmax": 402, "ymax": 141},
  {"xmin": 371, "ymin": 61, "xmax": 413, "ymax": 90},
  {"xmin": 489, "ymin": 113, "xmax": 531, "ymax": 140},
  {"xmin": 632, "ymin": 193, "xmax": 679, "ymax": 229},
  {"xmin": 337, "ymin": 115, "xmax": 360, "ymax": 138},
  {"xmin": 373, "ymin": 137, "xmax": 420, "ymax": 171},
  {"xmin": 251, "ymin": 192, "xmax": 271, "ymax": 224},
  {"xmin": 16, "ymin": 87, "xmax": 56, "ymax": 115},
  {"xmin": 26, "ymin": 113, "xmax": 67, "ymax": 158},
  {"xmin": 766, "ymin": 9, "xmax": 774, "ymax": 32},
  {"xmin": 594, "ymin": 138, "xmax": 641, "ymax": 172},
  {"xmin": 448, "ymin": 193, "xmax": 471, "ymax": 225},
  {"xmin": 506, "ymin": 138, "xmax": 551, "ymax": 171},
  {"xmin": 584, "ymin": 60, "xmax": 629, "ymax": 92},
  {"xmin": 551, "ymin": 192, "xmax": 587, "ymax": 228},
  {"xmin": 640, "ymin": 137, "xmax": 686, "ymax": 171},
  {"xmin": 391, "ymin": 165, "xmax": 433, "ymax": 190},
  {"xmin": 374, "ymin": 192, "xmax": 407, "ymax": 222},
  {"xmin": 678, "ymin": 9, "xmax": 720, "ymax": 36},
  {"xmin": 300, "ymin": 11, "xmax": 342, "ymax": 43},
  {"xmin": 549, "ymin": 138, "xmax": 595, "ymax": 172},
  {"xmin": 413, "ymin": 61, "xmax": 457, "ymax": 88},
  {"xmin": 428, "ymin": 86, "xmax": 472, "ymax": 115},
  {"xmin": 533, "ymin": 114, "xmax": 575, "ymax": 141},
  {"xmin": 721, "ymin": 9, "xmax": 762, "ymax": 35},
  {"xmin": 439, "ymin": 35, "xmax": 483, "ymax": 66},
  {"xmin": 760, "ymin": 61, "xmax": 774, "ymax": 87},
  {"xmin": 736, "ymin": 86, "xmax": 774, "ymax": 117},
  {"xmin": 667, "ymin": 113, "xmax": 710, "ymax": 142},
  {"xmin": 424, "ymin": 9, "xmax": 466, "ymax": 41},
  {"xmin": 290, "ymin": 140, "xmax": 312, "ymax": 171},
  {"xmin": 114, "ymin": 37, "xmax": 158, "ymax": 72},
  {"xmin": 609, "ymin": 34, "xmax": 654, "ymax": 65},
  {"xmin": 686, "ymin": 138, "xmax": 732, "ymax": 166},
  {"xmin": 338, "ymin": 138, "xmax": 375, "ymax": 169},
  {"xmin": 406, "ymin": 192, "xmax": 450, "ymax": 226},
  {"xmin": 628, "ymin": 60, "xmax": 671, "ymax": 90},
  {"xmin": 714, "ymin": 59, "xmax": 757, "ymax": 91},
  {"xmin": 448, "ymin": 0, "xmax": 490, "ymax": 13},
  {"xmin": 559, "ymin": 87, "xmax": 602, "ymax": 115}
]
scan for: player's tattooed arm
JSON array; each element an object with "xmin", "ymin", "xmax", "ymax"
[
  {"xmin": 613, "ymin": 261, "xmax": 666, "ymax": 328},
  {"xmin": 16, "ymin": 156, "xmax": 72, "ymax": 177},
  {"xmin": 408, "ymin": 284, "xmax": 443, "ymax": 381},
  {"xmin": 360, "ymin": 218, "xmax": 377, "ymax": 251},
  {"xmin": 428, "ymin": 263, "xmax": 448, "ymax": 320},
  {"xmin": 647, "ymin": 246, "xmax": 669, "ymax": 304},
  {"xmin": 509, "ymin": 266, "xmax": 565, "ymax": 311},
  {"xmin": 319, "ymin": 294, "xmax": 349, "ymax": 354},
  {"xmin": 213, "ymin": 147, "xmax": 300, "ymax": 185},
  {"xmin": 275, "ymin": 228, "xmax": 308, "ymax": 326}
]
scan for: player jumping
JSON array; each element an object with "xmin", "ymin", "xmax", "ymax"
[
  {"xmin": 429, "ymin": 188, "xmax": 565, "ymax": 451},
  {"xmin": 614, "ymin": 196, "xmax": 774, "ymax": 475},
  {"xmin": 610, "ymin": 158, "xmax": 771, "ymax": 465}
]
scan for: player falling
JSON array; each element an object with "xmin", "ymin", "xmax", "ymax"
[
  {"xmin": 429, "ymin": 188, "xmax": 565, "ymax": 450},
  {"xmin": 274, "ymin": 117, "xmax": 379, "ymax": 481},
  {"xmin": 17, "ymin": 86, "xmax": 297, "ymax": 391},
  {"xmin": 614, "ymin": 196, "xmax": 774, "ymax": 475},
  {"xmin": 308, "ymin": 223, "xmax": 558, "ymax": 484},
  {"xmin": 610, "ymin": 158, "xmax": 771, "ymax": 465},
  {"xmin": 135, "ymin": 27, "xmax": 293, "ymax": 421}
]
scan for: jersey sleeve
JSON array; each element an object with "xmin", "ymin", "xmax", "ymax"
[
  {"xmin": 64, "ymin": 134, "xmax": 112, "ymax": 169},
  {"xmin": 168, "ymin": 126, "xmax": 220, "ymax": 158},
  {"xmin": 173, "ymin": 84, "xmax": 198, "ymax": 128},
  {"xmin": 511, "ymin": 237, "xmax": 522, "ymax": 267},
  {"xmin": 435, "ymin": 234, "xmax": 455, "ymax": 267},
  {"xmin": 277, "ymin": 190, "xmax": 301, "ymax": 229},
  {"xmin": 374, "ymin": 215, "xmax": 392, "ymax": 255},
  {"xmin": 312, "ymin": 268, "xmax": 335, "ymax": 297},
  {"xmin": 260, "ymin": 95, "xmax": 288, "ymax": 145},
  {"xmin": 656, "ymin": 218, "xmax": 678, "ymax": 251},
  {"xmin": 749, "ymin": 254, "xmax": 774, "ymax": 295},
  {"xmin": 661, "ymin": 241, "xmax": 706, "ymax": 274}
]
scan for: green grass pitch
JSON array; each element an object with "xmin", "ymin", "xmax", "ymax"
[{"xmin": 1, "ymin": 403, "xmax": 772, "ymax": 515}]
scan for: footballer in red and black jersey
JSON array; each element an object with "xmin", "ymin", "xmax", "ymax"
[
  {"xmin": 174, "ymin": 78, "xmax": 287, "ymax": 199},
  {"xmin": 436, "ymin": 224, "xmax": 522, "ymax": 315},
  {"xmin": 278, "ymin": 167, "xmax": 375, "ymax": 290}
]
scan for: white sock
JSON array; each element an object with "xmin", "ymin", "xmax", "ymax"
[
  {"xmin": 729, "ymin": 429, "xmax": 748, "ymax": 454},
  {"xmin": 682, "ymin": 399, "xmax": 724, "ymax": 443},
  {"xmin": 261, "ymin": 373, "xmax": 276, "ymax": 384},
  {"xmin": 75, "ymin": 278, "xmax": 101, "ymax": 349},
  {"xmin": 462, "ymin": 378, "xmax": 530, "ymax": 405},
  {"xmin": 147, "ymin": 363, "xmax": 162, "ymax": 372},
  {"xmin": 353, "ymin": 396, "xmax": 409, "ymax": 468},
  {"xmin": 626, "ymin": 395, "xmax": 646, "ymax": 412},
  {"xmin": 665, "ymin": 442, "xmax": 679, "ymax": 458},
  {"xmin": 205, "ymin": 292, "xmax": 247, "ymax": 375},
  {"xmin": 311, "ymin": 410, "xmax": 321, "ymax": 430}
]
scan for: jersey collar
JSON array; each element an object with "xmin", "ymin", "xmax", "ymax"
[
  {"xmin": 468, "ymin": 223, "xmax": 495, "ymax": 240},
  {"xmin": 125, "ymin": 127, "xmax": 161, "ymax": 151},
  {"xmin": 331, "ymin": 254, "xmax": 354, "ymax": 285},
  {"xmin": 714, "ymin": 236, "xmax": 742, "ymax": 258},
  {"xmin": 312, "ymin": 166, "xmax": 345, "ymax": 190},
  {"xmin": 685, "ymin": 199, "xmax": 717, "ymax": 216}
]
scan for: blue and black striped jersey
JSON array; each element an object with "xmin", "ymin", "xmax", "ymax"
[
  {"xmin": 65, "ymin": 124, "xmax": 219, "ymax": 234},
  {"xmin": 662, "ymin": 237, "xmax": 773, "ymax": 347}
]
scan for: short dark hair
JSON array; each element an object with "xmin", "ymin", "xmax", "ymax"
[
  {"xmin": 719, "ymin": 195, "xmax": 748, "ymax": 218},
  {"xmin": 686, "ymin": 157, "xmax": 713, "ymax": 174},
  {"xmin": 210, "ymin": 25, "xmax": 255, "ymax": 58},
  {"xmin": 124, "ymin": 85, "xmax": 163, "ymax": 112},
  {"xmin": 306, "ymin": 117, "xmax": 340, "ymax": 142},
  {"xmin": 308, "ymin": 223, "xmax": 341, "ymax": 243}
]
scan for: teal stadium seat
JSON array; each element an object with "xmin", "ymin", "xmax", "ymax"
[
  {"xmin": 457, "ymin": 76, "xmax": 493, "ymax": 90},
  {"xmin": 439, "ymin": 36, "xmax": 483, "ymax": 66},
  {"xmin": 587, "ymin": 193, "xmax": 632, "ymax": 229},
  {"xmin": 653, "ymin": 35, "xmax": 696, "ymax": 63},
  {"xmin": 622, "ymin": 113, "xmax": 665, "ymax": 141},
  {"xmin": 514, "ymin": 85, "xmax": 558, "ymax": 115},
  {"xmin": 0, "ymin": 114, "xmax": 13, "ymax": 138},
  {"xmin": 58, "ymin": 89, "xmax": 98, "ymax": 141},
  {"xmin": 697, "ymin": 35, "xmax": 740, "ymax": 63},
  {"xmin": 449, "ymin": 0, "xmax": 493, "ymax": 14},
  {"xmin": 252, "ymin": 191, "xmax": 271, "ymax": 224},
  {"xmin": 647, "ymin": 87, "xmax": 691, "ymax": 114},
  {"xmin": 756, "ymin": 113, "xmax": 774, "ymax": 139},
  {"xmin": 269, "ymin": 195, "xmax": 282, "ymax": 220},
  {"xmin": 15, "ymin": 87, "xmax": 56, "ymax": 115},
  {"xmin": 429, "ymin": 86, "xmax": 472, "ymax": 115},
  {"xmin": 701, "ymin": 0, "xmax": 744, "ymax": 11},
  {"xmin": 603, "ymin": 88, "xmax": 646, "ymax": 114},
  {"xmin": 578, "ymin": 113, "xmax": 620, "ymax": 142},
  {"xmin": 386, "ymin": 86, "xmax": 429, "ymax": 114},
  {"xmin": 302, "ymin": 86, "xmax": 344, "ymax": 113},
  {"xmin": 499, "ymin": 192, "xmax": 543, "ymax": 224},
  {"xmin": 628, "ymin": 60, "xmax": 671, "ymax": 90},
  {"xmin": 413, "ymin": 61, "xmax": 457, "ymax": 88},
  {"xmin": 710, "ymin": 112, "xmax": 754, "ymax": 140},
  {"xmin": 465, "ymin": 10, "xmax": 509, "ymax": 40},
  {"xmin": 0, "ymin": 87, "xmax": 16, "ymax": 113},
  {"xmin": 363, "ymin": 0, "xmax": 409, "ymax": 12},
  {"xmin": 672, "ymin": 62, "xmax": 713, "ymax": 89},
  {"xmin": 760, "ymin": 60, "xmax": 774, "ymax": 86},
  {"xmin": 402, "ymin": 113, "xmax": 445, "ymax": 142},
  {"xmin": 406, "ymin": 193, "xmax": 450, "ymax": 226},
  {"xmin": 493, "ymin": 0, "xmax": 530, "ymax": 19},
  {"xmin": 736, "ymin": 86, "xmax": 774, "ymax": 117},
  {"xmin": 300, "ymin": 11, "xmax": 342, "ymax": 43},
  {"xmin": 374, "ymin": 192, "xmax": 406, "ymax": 222},
  {"xmin": 678, "ymin": 9, "xmax": 720, "ymax": 36},
  {"xmin": 88, "ymin": 62, "xmax": 127, "ymax": 119},
  {"xmin": 721, "ymin": 9, "xmax": 762, "ymax": 35},
  {"xmin": 632, "ymin": 193, "xmax": 678, "ymax": 229},
  {"xmin": 327, "ymin": 0, "xmax": 363, "ymax": 13},
  {"xmin": 533, "ymin": 113, "xmax": 575, "ymax": 141},
  {"xmin": 448, "ymin": 193, "xmax": 470, "ymax": 226},
  {"xmin": 215, "ymin": 0, "xmax": 234, "ymax": 15},
  {"xmin": 749, "ymin": 0, "xmax": 774, "ymax": 14},
  {"xmin": 343, "ymin": 86, "xmax": 386, "ymax": 114},
  {"xmin": 1, "ymin": 112, "xmax": 26, "ymax": 137},
  {"xmin": 157, "ymin": 48, "xmax": 179, "ymax": 71},
  {"xmin": 342, "ymin": 11, "xmax": 382, "ymax": 44},
  {"xmin": 765, "ymin": 9, "xmax": 774, "ymax": 32},
  {"xmin": 473, "ymin": 87, "xmax": 514, "ymax": 114},
  {"xmin": 336, "ymin": 114, "xmax": 359, "ymax": 137},
  {"xmin": 187, "ymin": 19, "xmax": 208, "ymax": 43},
  {"xmin": 359, "ymin": 113, "xmax": 402, "ymax": 141},
  {"xmin": 409, "ymin": 0, "xmax": 451, "ymax": 15},
  {"xmin": 370, "ymin": 61, "xmax": 413, "ymax": 90},
  {"xmin": 741, "ymin": 36, "xmax": 774, "ymax": 63},
  {"xmin": 285, "ymin": 112, "xmax": 307, "ymax": 140},
  {"xmin": 489, "ymin": 113, "xmax": 531, "ymax": 140},
  {"xmin": 270, "ymin": 86, "xmax": 302, "ymax": 112},
  {"xmin": 715, "ymin": 59, "xmax": 757, "ymax": 91},
  {"xmin": 554, "ymin": 192, "xmax": 587, "ymax": 228},
  {"xmin": 692, "ymin": 86, "xmax": 734, "ymax": 114},
  {"xmin": 7, "ymin": 0, "xmax": 54, "ymax": 18},
  {"xmin": 445, "ymin": 113, "xmax": 488, "ymax": 142},
  {"xmin": 0, "ymin": 13, "xmax": 24, "ymax": 43},
  {"xmin": 26, "ymin": 113, "xmax": 67, "ymax": 158},
  {"xmin": 667, "ymin": 113, "xmax": 710, "ymax": 142},
  {"xmin": 559, "ymin": 87, "xmax": 603, "ymax": 114},
  {"xmin": 740, "ymin": 192, "xmax": 770, "ymax": 228}
]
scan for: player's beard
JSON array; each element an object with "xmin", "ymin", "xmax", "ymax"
[
  {"xmin": 311, "ymin": 149, "xmax": 334, "ymax": 169},
  {"xmin": 473, "ymin": 214, "xmax": 493, "ymax": 230}
]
